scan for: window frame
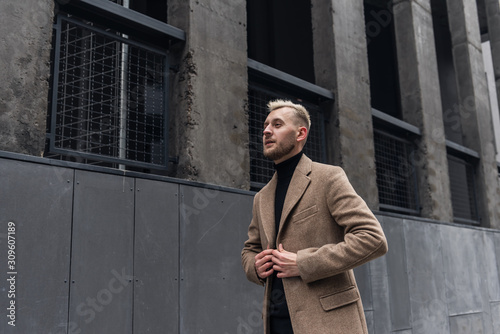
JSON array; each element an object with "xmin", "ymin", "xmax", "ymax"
[
  {"xmin": 372, "ymin": 108, "xmax": 421, "ymax": 215},
  {"xmin": 445, "ymin": 140, "xmax": 480, "ymax": 225},
  {"xmin": 48, "ymin": 0, "xmax": 185, "ymax": 170}
]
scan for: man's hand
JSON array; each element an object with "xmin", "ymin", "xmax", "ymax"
[
  {"xmin": 255, "ymin": 245, "xmax": 275, "ymax": 279},
  {"xmin": 272, "ymin": 244, "xmax": 300, "ymax": 278}
]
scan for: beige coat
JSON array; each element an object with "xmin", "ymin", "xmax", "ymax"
[{"xmin": 242, "ymin": 155, "xmax": 388, "ymax": 334}]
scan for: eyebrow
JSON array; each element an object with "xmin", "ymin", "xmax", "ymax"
[{"xmin": 264, "ymin": 117, "xmax": 285, "ymax": 127}]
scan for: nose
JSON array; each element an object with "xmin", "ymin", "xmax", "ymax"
[{"xmin": 263, "ymin": 124, "xmax": 272, "ymax": 136}]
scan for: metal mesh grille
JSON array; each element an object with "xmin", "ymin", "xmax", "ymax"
[
  {"xmin": 248, "ymin": 84, "xmax": 325, "ymax": 189},
  {"xmin": 448, "ymin": 155, "xmax": 479, "ymax": 223},
  {"xmin": 50, "ymin": 17, "xmax": 168, "ymax": 169},
  {"xmin": 374, "ymin": 130, "xmax": 419, "ymax": 213}
]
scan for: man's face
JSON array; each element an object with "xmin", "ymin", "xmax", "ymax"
[{"xmin": 262, "ymin": 107, "xmax": 303, "ymax": 164}]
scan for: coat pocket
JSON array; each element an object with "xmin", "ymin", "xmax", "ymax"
[
  {"xmin": 319, "ymin": 286, "xmax": 360, "ymax": 311},
  {"xmin": 291, "ymin": 205, "xmax": 318, "ymax": 224}
]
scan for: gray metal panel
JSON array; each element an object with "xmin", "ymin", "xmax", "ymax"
[
  {"xmin": 364, "ymin": 310, "xmax": 374, "ymax": 334},
  {"xmin": 133, "ymin": 179, "xmax": 179, "ymax": 333},
  {"xmin": 369, "ymin": 250, "xmax": 391, "ymax": 334},
  {"xmin": 383, "ymin": 216, "xmax": 412, "ymax": 331},
  {"xmin": 179, "ymin": 185, "xmax": 262, "ymax": 333},
  {"xmin": 448, "ymin": 313, "xmax": 484, "ymax": 334},
  {"xmin": 69, "ymin": 170, "xmax": 134, "ymax": 334},
  {"xmin": 440, "ymin": 225, "xmax": 482, "ymax": 315},
  {"xmin": 0, "ymin": 159, "xmax": 73, "ymax": 334},
  {"xmin": 404, "ymin": 220, "xmax": 450, "ymax": 334},
  {"xmin": 486, "ymin": 232, "xmax": 500, "ymax": 302},
  {"xmin": 491, "ymin": 301, "xmax": 500, "ymax": 334},
  {"xmin": 353, "ymin": 263, "xmax": 372, "ymax": 311},
  {"xmin": 475, "ymin": 231, "xmax": 498, "ymax": 334},
  {"xmin": 482, "ymin": 232, "xmax": 500, "ymax": 301}
]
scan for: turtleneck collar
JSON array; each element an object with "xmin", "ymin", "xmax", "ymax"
[{"xmin": 275, "ymin": 152, "xmax": 303, "ymax": 179}]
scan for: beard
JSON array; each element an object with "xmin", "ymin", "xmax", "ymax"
[{"xmin": 263, "ymin": 136, "xmax": 296, "ymax": 162}]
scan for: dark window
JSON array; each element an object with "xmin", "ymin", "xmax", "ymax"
[
  {"xmin": 247, "ymin": 0, "xmax": 315, "ymax": 83},
  {"xmin": 447, "ymin": 154, "xmax": 479, "ymax": 224},
  {"xmin": 47, "ymin": 1, "xmax": 183, "ymax": 170},
  {"xmin": 364, "ymin": 1, "xmax": 401, "ymax": 118},
  {"xmin": 373, "ymin": 128, "xmax": 420, "ymax": 214},
  {"xmin": 431, "ymin": 0, "xmax": 463, "ymax": 144}
]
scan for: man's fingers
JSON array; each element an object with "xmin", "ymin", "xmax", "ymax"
[
  {"xmin": 256, "ymin": 254, "xmax": 273, "ymax": 265},
  {"xmin": 257, "ymin": 261, "xmax": 274, "ymax": 279},
  {"xmin": 255, "ymin": 248, "xmax": 273, "ymax": 260}
]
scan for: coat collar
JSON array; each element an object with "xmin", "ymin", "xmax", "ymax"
[{"xmin": 259, "ymin": 154, "xmax": 312, "ymax": 245}]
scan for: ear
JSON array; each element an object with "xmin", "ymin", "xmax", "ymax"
[{"xmin": 296, "ymin": 126, "xmax": 308, "ymax": 143}]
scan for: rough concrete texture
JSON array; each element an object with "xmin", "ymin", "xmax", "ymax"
[
  {"xmin": 311, "ymin": 0, "xmax": 379, "ymax": 209},
  {"xmin": 483, "ymin": 0, "xmax": 500, "ymax": 229},
  {"xmin": 393, "ymin": 0, "xmax": 454, "ymax": 222},
  {"xmin": 446, "ymin": 0, "xmax": 500, "ymax": 228},
  {"xmin": 168, "ymin": 0, "xmax": 250, "ymax": 189},
  {"xmin": 0, "ymin": 0, "xmax": 54, "ymax": 156}
]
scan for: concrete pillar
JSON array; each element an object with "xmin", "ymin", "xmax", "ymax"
[
  {"xmin": 393, "ymin": 0, "xmax": 453, "ymax": 221},
  {"xmin": 483, "ymin": 0, "xmax": 500, "ymax": 228},
  {"xmin": 311, "ymin": 0, "xmax": 379, "ymax": 209},
  {"xmin": 168, "ymin": 0, "xmax": 250, "ymax": 189},
  {"xmin": 446, "ymin": 0, "xmax": 500, "ymax": 228},
  {"xmin": 484, "ymin": 0, "xmax": 500, "ymax": 98},
  {"xmin": 0, "ymin": 0, "xmax": 54, "ymax": 156}
]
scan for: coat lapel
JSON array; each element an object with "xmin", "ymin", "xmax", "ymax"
[
  {"xmin": 277, "ymin": 155, "xmax": 312, "ymax": 242},
  {"xmin": 259, "ymin": 173, "xmax": 277, "ymax": 248}
]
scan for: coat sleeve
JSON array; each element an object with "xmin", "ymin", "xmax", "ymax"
[
  {"xmin": 296, "ymin": 167, "xmax": 388, "ymax": 284},
  {"xmin": 241, "ymin": 193, "xmax": 265, "ymax": 286}
]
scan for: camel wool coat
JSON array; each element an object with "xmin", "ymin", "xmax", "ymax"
[{"xmin": 241, "ymin": 155, "xmax": 388, "ymax": 334}]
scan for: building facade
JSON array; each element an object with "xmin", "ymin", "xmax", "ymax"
[{"xmin": 1, "ymin": 0, "xmax": 500, "ymax": 333}]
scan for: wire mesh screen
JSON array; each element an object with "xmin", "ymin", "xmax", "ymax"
[
  {"xmin": 50, "ymin": 16, "xmax": 168, "ymax": 169},
  {"xmin": 248, "ymin": 84, "xmax": 326, "ymax": 189},
  {"xmin": 374, "ymin": 130, "xmax": 419, "ymax": 213},
  {"xmin": 447, "ymin": 155, "xmax": 479, "ymax": 224}
]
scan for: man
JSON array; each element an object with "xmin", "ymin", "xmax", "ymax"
[{"xmin": 241, "ymin": 99, "xmax": 388, "ymax": 334}]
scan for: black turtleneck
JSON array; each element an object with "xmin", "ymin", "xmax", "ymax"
[
  {"xmin": 269, "ymin": 151, "xmax": 302, "ymax": 329},
  {"xmin": 274, "ymin": 151, "xmax": 303, "ymax": 234}
]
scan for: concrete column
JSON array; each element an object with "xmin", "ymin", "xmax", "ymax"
[
  {"xmin": 484, "ymin": 0, "xmax": 500, "ymax": 101},
  {"xmin": 0, "ymin": 0, "xmax": 54, "ymax": 156},
  {"xmin": 446, "ymin": 0, "xmax": 500, "ymax": 228},
  {"xmin": 483, "ymin": 0, "xmax": 500, "ymax": 228},
  {"xmin": 168, "ymin": 0, "xmax": 250, "ymax": 189},
  {"xmin": 311, "ymin": 0, "xmax": 379, "ymax": 209},
  {"xmin": 393, "ymin": 0, "xmax": 453, "ymax": 221}
]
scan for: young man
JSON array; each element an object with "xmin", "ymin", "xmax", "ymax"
[{"xmin": 241, "ymin": 100, "xmax": 388, "ymax": 334}]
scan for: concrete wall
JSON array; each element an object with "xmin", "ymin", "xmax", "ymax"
[
  {"xmin": 446, "ymin": 0, "xmax": 500, "ymax": 228},
  {"xmin": 482, "ymin": 41, "xmax": 500, "ymax": 164},
  {"xmin": 0, "ymin": 0, "xmax": 54, "ymax": 156},
  {"xmin": 393, "ymin": 0, "xmax": 453, "ymax": 221},
  {"xmin": 311, "ymin": 0, "xmax": 379, "ymax": 209},
  {"xmin": 0, "ymin": 0, "xmax": 498, "ymax": 227},
  {"xmin": 167, "ymin": 0, "xmax": 250, "ymax": 189},
  {"xmin": 1, "ymin": 153, "xmax": 500, "ymax": 333}
]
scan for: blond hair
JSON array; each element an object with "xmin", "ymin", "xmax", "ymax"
[{"xmin": 267, "ymin": 99, "xmax": 311, "ymax": 131}]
